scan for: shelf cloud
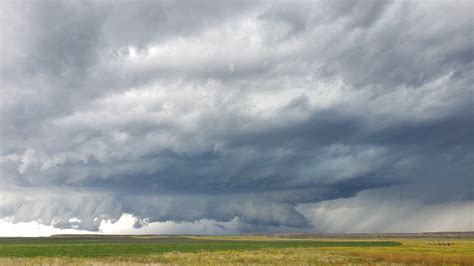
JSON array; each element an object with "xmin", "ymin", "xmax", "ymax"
[{"xmin": 0, "ymin": 0, "xmax": 473, "ymax": 234}]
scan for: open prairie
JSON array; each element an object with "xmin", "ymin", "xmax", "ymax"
[{"xmin": 0, "ymin": 234, "xmax": 473, "ymax": 265}]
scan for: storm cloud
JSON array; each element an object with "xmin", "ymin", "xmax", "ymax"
[{"xmin": 0, "ymin": 0, "xmax": 473, "ymax": 234}]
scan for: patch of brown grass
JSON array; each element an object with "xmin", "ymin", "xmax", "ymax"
[{"xmin": 348, "ymin": 251, "xmax": 474, "ymax": 265}]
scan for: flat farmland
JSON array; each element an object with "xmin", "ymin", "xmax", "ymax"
[{"xmin": 0, "ymin": 235, "xmax": 472, "ymax": 265}]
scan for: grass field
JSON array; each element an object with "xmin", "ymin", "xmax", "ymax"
[{"xmin": 0, "ymin": 235, "xmax": 472, "ymax": 265}]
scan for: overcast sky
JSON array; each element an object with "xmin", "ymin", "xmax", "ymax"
[{"xmin": 0, "ymin": 0, "xmax": 473, "ymax": 236}]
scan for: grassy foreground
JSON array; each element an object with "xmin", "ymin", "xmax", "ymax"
[{"xmin": 0, "ymin": 235, "xmax": 472, "ymax": 265}]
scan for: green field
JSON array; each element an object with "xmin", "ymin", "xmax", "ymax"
[
  {"xmin": 0, "ymin": 236, "xmax": 398, "ymax": 257},
  {"xmin": 0, "ymin": 235, "xmax": 472, "ymax": 265}
]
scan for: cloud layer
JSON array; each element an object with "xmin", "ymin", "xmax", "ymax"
[{"xmin": 0, "ymin": 0, "xmax": 473, "ymax": 234}]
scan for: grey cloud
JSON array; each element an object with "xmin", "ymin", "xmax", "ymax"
[
  {"xmin": 0, "ymin": 0, "xmax": 473, "ymax": 233},
  {"xmin": 298, "ymin": 188, "xmax": 474, "ymax": 233}
]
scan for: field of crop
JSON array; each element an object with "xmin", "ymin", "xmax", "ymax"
[{"xmin": 0, "ymin": 235, "xmax": 472, "ymax": 265}]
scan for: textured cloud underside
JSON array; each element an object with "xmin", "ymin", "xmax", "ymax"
[{"xmin": 0, "ymin": 0, "xmax": 473, "ymax": 233}]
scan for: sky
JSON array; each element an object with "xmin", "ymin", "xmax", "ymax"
[{"xmin": 0, "ymin": 0, "xmax": 473, "ymax": 236}]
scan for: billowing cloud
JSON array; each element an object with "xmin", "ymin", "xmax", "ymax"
[{"xmin": 0, "ymin": 0, "xmax": 472, "ymax": 235}]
